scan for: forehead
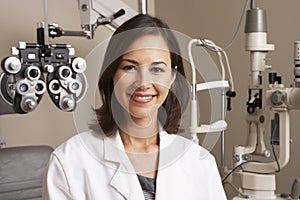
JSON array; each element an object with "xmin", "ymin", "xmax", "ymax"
[
  {"xmin": 122, "ymin": 35, "xmax": 171, "ymax": 64},
  {"xmin": 125, "ymin": 34, "xmax": 169, "ymax": 53}
]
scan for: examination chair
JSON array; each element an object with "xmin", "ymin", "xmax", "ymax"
[{"xmin": 0, "ymin": 145, "xmax": 53, "ymax": 200}]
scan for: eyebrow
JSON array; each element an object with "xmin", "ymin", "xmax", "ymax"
[
  {"xmin": 120, "ymin": 58, "xmax": 168, "ymax": 66},
  {"xmin": 120, "ymin": 58, "xmax": 139, "ymax": 65}
]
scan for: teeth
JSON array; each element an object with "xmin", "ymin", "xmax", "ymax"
[{"xmin": 134, "ymin": 95, "xmax": 152, "ymax": 100}]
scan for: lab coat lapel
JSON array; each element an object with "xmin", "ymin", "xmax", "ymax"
[
  {"xmin": 110, "ymin": 169, "xmax": 144, "ymax": 200},
  {"xmin": 103, "ymin": 131, "xmax": 144, "ymax": 199},
  {"xmin": 157, "ymin": 131, "xmax": 190, "ymax": 171},
  {"xmin": 156, "ymin": 131, "xmax": 193, "ymax": 199},
  {"xmin": 156, "ymin": 131, "xmax": 175, "ymax": 199}
]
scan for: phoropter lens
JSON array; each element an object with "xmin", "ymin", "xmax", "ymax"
[
  {"xmin": 29, "ymin": 68, "xmax": 39, "ymax": 78},
  {"xmin": 19, "ymin": 83, "xmax": 29, "ymax": 92},
  {"xmin": 62, "ymin": 68, "xmax": 71, "ymax": 78}
]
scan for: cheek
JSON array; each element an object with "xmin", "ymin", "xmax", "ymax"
[
  {"xmin": 113, "ymin": 71, "xmax": 122, "ymax": 86},
  {"xmin": 113, "ymin": 73, "xmax": 133, "ymax": 104},
  {"xmin": 155, "ymin": 75, "xmax": 174, "ymax": 92},
  {"xmin": 156, "ymin": 84, "xmax": 171, "ymax": 100},
  {"xmin": 113, "ymin": 70, "xmax": 135, "ymax": 88}
]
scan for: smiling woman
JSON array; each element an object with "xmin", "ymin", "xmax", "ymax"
[
  {"xmin": 42, "ymin": 14, "xmax": 227, "ymax": 200},
  {"xmin": 96, "ymin": 16, "xmax": 189, "ymax": 137},
  {"xmin": 113, "ymin": 35, "xmax": 175, "ymax": 127}
]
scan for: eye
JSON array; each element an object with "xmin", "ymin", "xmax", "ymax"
[
  {"xmin": 150, "ymin": 67, "xmax": 164, "ymax": 73},
  {"xmin": 122, "ymin": 65, "xmax": 136, "ymax": 71},
  {"xmin": 150, "ymin": 64, "xmax": 167, "ymax": 73}
]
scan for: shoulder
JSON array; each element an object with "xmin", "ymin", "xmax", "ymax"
[
  {"xmin": 160, "ymin": 131, "xmax": 216, "ymax": 165},
  {"xmin": 53, "ymin": 130, "xmax": 104, "ymax": 159}
]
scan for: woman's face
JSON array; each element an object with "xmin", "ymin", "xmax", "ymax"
[{"xmin": 113, "ymin": 35, "xmax": 175, "ymax": 124}]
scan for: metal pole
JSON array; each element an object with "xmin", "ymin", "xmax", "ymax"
[
  {"xmin": 43, "ymin": 0, "xmax": 49, "ymax": 44},
  {"xmin": 250, "ymin": 0, "xmax": 256, "ymax": 9},
  {"xmin": 221, "ymin": 88, "xmax": 225, "ymax": 168},
  {"xmin": 139, "ymin": 0, "xmax": 148, "ymax": 15}
]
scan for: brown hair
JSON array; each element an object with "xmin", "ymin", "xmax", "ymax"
[{"xmin": 92, "ymin": 14, "xmax": 190, "ymax": 136}]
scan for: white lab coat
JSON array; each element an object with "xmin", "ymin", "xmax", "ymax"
[{"xmin": 43, "ymin": 130, "xmax": 227, "ymax": 200}]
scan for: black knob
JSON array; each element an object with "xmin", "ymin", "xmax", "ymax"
[
  {"xmin": 270, "ymin": 91, "xmax": 284, "ymax": 106},
  {"xmin": 269, "ymin": 73, "xmax": 277, "ymax": 84}
]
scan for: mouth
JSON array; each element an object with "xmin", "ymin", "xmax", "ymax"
[{"xmin": 130, "ymin": 94, "xmax": 156, "ymax": 103}]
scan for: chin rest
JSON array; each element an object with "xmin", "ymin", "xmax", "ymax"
[{"xmin": 0, "ymin": 145, "xmax": 53, "ymax": 200}]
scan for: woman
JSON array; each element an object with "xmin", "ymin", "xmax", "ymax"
[{"xmin": 43, "ymin": 14, "xmax": 227, "ymax": 200}]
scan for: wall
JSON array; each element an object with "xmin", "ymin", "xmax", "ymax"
[
  {"xmin": 0, "ymin": 0, "xmax": 155, "ymax": 148},
  {"xmin": 155, "ymin": 0, "xmax": 300, "ymax": 198},
  {"xmin": 0, "ymin": 0, "xmax": 299, "ymax": 199}
]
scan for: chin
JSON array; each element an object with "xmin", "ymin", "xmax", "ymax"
[
  {"xmin": 129, "ymin": 108, "xmax": 156, "ymax": 120},
  {"xmin": 130, "ymin": 111, "xmax": 151, "ymax": 119}
]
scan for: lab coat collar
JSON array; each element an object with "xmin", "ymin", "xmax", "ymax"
[
  {"xmin": 109, "ymin": 167, "xmax": 144, "ymax": 199},
  {"xmin": 80, "ymin": 129, "xmax": 193, "ymax": 173},
  {"xmin": 157, "ymin": 130, "xmax": 192, "ymax": 170},
  {"xmin": 93, "ymin": 129, "xmax": 193, "ymax": 200},
  {"xmin": 102, "ymin": 129, "xmax": 180, "ymax": 171},
  {"xmin": 103, "ymin": 130, "xmax": 144, "ymax": 199},
  {"xmin": 103, "ymin": 130, "xmax": 135, "ymax": 172}
]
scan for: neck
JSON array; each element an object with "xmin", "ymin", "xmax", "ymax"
[
  {"xmin": 120, "ymin": 129, "xmax": 159, "ymax": 153},
  {"xmin": 120, "ymin": 129, "xmax": 160, "ymax": 178},
  {"xmin": 118, "ymin": 116, "xmax": 160, "ymax": 178},
  {"xmin": 119, "ymin": 112, "xmax": 160, "ymax": 138}
]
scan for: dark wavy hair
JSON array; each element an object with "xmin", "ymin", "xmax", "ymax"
[{"xmin": 93, "ymin": 14, "xmax": 190, "ymax": 136}]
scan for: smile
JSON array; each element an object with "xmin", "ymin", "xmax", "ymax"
[{"xmin": 131, "ymin": 94, "xmax": 156, "ymax": 103}]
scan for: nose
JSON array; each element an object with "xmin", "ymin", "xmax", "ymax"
[{"xmin": 133, "ymin": 68, "xmax": 152, "ymax": 90}]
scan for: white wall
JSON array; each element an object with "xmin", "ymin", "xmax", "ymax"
[{"xmin": 155, "ymin": 0, "xmax": 300, "ymax": 198}]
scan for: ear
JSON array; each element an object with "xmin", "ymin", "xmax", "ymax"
[{"xmin": 170, "ymin": 66, "xmax": 177, "ymax": 86}]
